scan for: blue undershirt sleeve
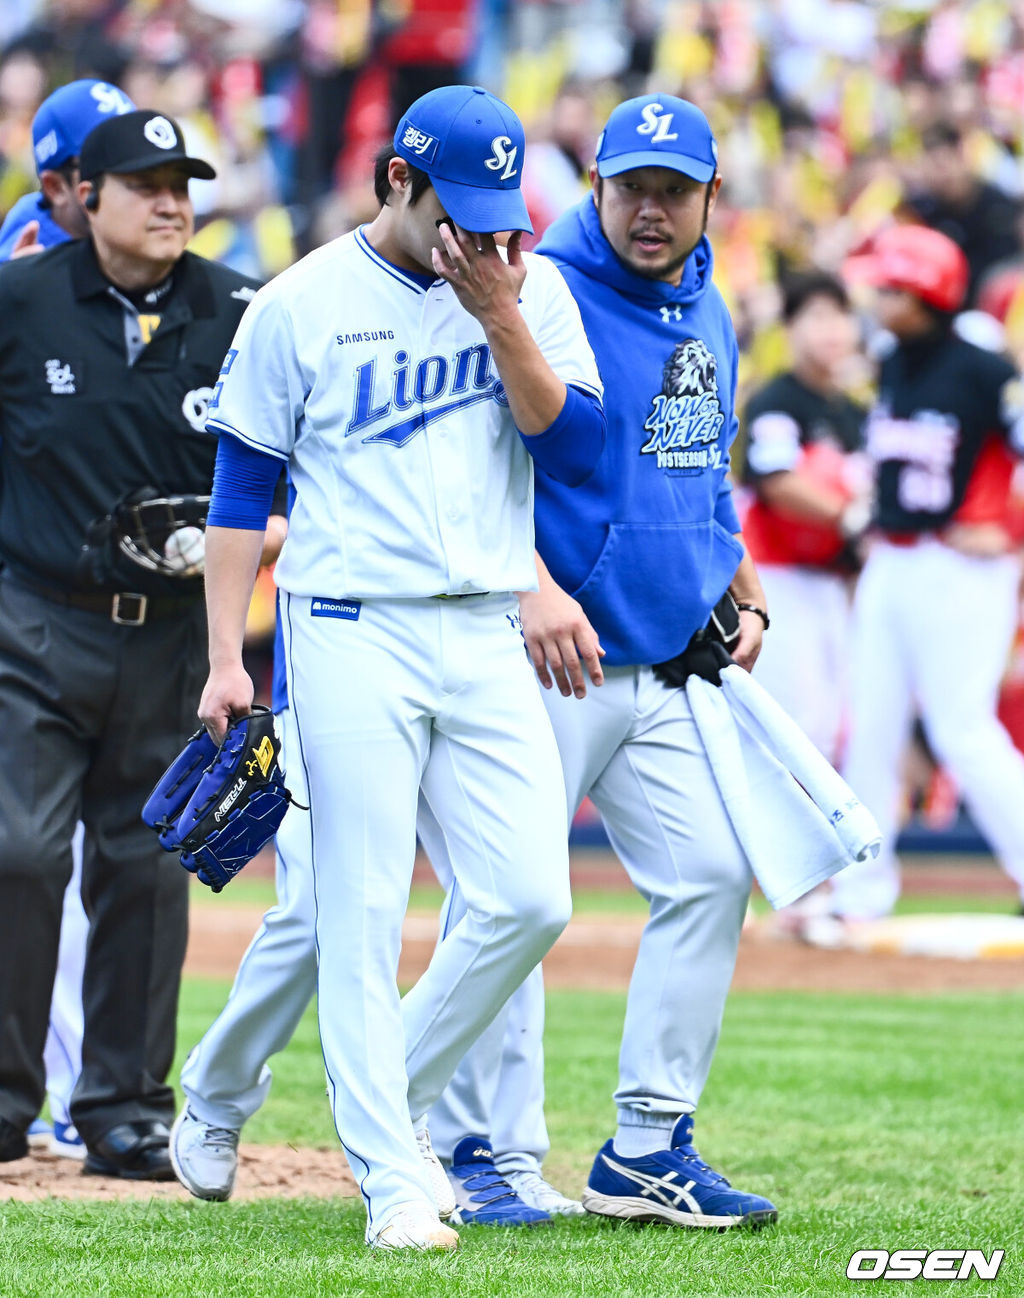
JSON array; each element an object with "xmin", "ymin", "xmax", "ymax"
[
  {"xmin": 518, "ymin": 384, "xmax": 606, "ymax": 487},
  {"xmin": 207, "ymin": 430, "xmax": 282, "ymax": 530}
]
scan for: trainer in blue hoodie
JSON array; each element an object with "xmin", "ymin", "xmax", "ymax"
[
  {"xmin": 534, "ymin": 103, "xmax": 763, "ymax": 666},
  {"xmin": 429, "ymin": 93, "xmax": 779, "ymax": 1232},
  {"xmin": 0, "ymin": 79, "xmax": 133, "ymax": 262}
]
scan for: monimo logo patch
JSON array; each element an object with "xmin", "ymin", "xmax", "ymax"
[{"xmin": 311, "ymin": 598, "xmax": 361, "ymax": 621}]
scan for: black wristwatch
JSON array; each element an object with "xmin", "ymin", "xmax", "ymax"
[{"xmin": 735, "ymin": 602, "xmax": 770, "ymax": 630}]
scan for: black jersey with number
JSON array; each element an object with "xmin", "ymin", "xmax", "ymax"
[
  {"xmin": 741, "ymin": 371, "xmax": 865, "ymax": 567},
  {"xmin": 867, "ymin": 325, "xmax": 1024, "ymax": 533},
  {"xmin": 743, "ymin": 372, "xmax": 864, "ymax": 480}
]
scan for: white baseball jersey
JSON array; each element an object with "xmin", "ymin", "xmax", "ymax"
[{"xmin": 208, "ymin": 227, "xmax": 602, "ymax": 598}]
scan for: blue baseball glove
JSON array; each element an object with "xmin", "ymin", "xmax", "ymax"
[
  {"xmin": 142, "ymin": 726, "xmax": 219, "ymax": 849},
  {"xmin": 143, "ymin": 707, "xmax": 298, "ymax": 892}
]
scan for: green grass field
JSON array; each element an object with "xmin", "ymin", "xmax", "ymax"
[
  {"xmin": 195, "ymin": 877, "xmax": 1021, "ymax": 921},
  {"xmin": 1, "ymin": 978, "xmax": 1022, "ymax": 1297}
]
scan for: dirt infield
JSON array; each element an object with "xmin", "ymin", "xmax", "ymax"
[
  {"xmin": 5, "ymin": 852, "xmax": 1021, "ymax": 1203},
  {"xmin": 185, "ymin": 851, "xmax": 1024, "ymax": 995},
  {"xmin": 184, "ymin": 902, "xmax": 1024, "ymax": 995},
  {"xmin": 0, "ymin": 1143, "xmax": 358, "ymax": 1203}
]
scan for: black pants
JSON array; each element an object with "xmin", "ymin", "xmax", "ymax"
[{"xmin": 0, "ymin": 578, "xmax": 206, "ymax": 1143}]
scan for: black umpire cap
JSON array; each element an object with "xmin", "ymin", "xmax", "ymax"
[{"xmin": 79, "ymin": 110, "xmax": 216, "ymax": 182}]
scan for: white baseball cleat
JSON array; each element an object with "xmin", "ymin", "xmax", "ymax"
[
  {"xmin": 415, "ymin": 1126, "xmax": 456, "ymax": 1221},
  {"xmin": 367, "ymin": 1204, "xmax": 460, "ymax": 1252},
  {"xmin": 169, "ymin": 1107, "xmax": 240, "ymax": 1202},
  {"xmin": 503, "ymin": 1168, "xmax": 585, "ymax": 1217}
]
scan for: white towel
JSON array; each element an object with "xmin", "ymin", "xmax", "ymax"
[{"xmin": 684, "ymin": 665, "xmax": 880, "ymax": 910}]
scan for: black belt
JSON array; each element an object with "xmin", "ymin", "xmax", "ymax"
[{"xmin": 4, "ymin": 574, "xmax": 202, "ymax": 626}]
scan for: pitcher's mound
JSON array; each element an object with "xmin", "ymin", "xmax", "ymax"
[{"xmin": 0, "ymin": 1144, "xmax": 359, "ymax": 1202}]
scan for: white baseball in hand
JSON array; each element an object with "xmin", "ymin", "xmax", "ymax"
[{"xmin": 163, "ymin": 525, "xmax": 206, "ymax": 574}]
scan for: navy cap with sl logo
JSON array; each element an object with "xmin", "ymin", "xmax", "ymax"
[
  {"xmin": 596, "ymin": 94, "xmax": 718, "ymax": 183},
  {"xmin": 32, "ymin": 79, "xmax": 134, "ymax": 175},
  {"xmin": 79, "ymin": 110, "xmax": 216, "ymax": 183},
  {"xmin": 393, "ymin": 85, "xmax": 533, "ymax": 234}
]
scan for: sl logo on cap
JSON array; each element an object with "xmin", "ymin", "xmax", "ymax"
[
  {"xmin": 484, "ymin": 135, "xmax": 518, "ymax": 181},
  {"xmin": 91, "ymin": 84, "xmax": 132, "ymax": 116},
  {"xmin": 636, "ymin": 104, "xmax": 679, "ymax": 143},
  {"xmin": 143, "ymin": 116, "xmax": 178, "ymax": 149}
]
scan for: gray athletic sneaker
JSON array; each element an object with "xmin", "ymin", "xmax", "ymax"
[
  {"xmin": 169, "ymin": 1107, "xmax": 240, "ymax": 1201},
  {"xmin": 503, "ymin": 1168, "xmax": 585, "ymax": 1216}
]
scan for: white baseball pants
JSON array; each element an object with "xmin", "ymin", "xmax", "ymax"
[
  {"xmin": 431, "ymin": 666, "xmax": 754, "ymax": 1157},
  {"xmin": 752, "ymin": 564, "xmax": 851, "ymax": 760},
  {"xmin": 835, "ymin": 538, "xmax": 1024, "ymax": 917},
  {"xmin": 282, "ymin": 592, "xmax": 570, "ymax": 1231},
  {"xmin": 180, "ymin": 708, "xmax": 316, "ymax": 1130},
  {"xmin": 43, "ymin": 822, "xmax": 87, "ymax": 1127}
]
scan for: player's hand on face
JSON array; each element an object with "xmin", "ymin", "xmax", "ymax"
[
  {"xmin": 731, "ymin": 609, "xmax": 764, "ymax": 673},
  {"xmin": 198, "ymin": 664, "xmax": 255, "ymax": 743},
  {"xmin": 432, "ymin": 223, "xmax": 527, "ymax": 324},
  {"xmin": 11, "ymin": 221, "xmax": 44, "ymax": 258},
  {"xmin": 519, "ymin": 583, "xmax": 605, "ymax": 698}
]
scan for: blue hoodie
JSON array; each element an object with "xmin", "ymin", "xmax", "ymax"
[
  {"xmin": 0, "ymin": 192, "xmax": 70, "ymax": 262},
  {"xmin": 536, "ymin": 196, "xmax": 744, "ymax": 666}
]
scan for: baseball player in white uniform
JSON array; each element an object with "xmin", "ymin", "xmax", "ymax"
[{"xmin": 186, "ymin": 85, "xmax": 603, "ymax": 1252}]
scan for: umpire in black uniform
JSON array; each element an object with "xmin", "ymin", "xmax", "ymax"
[{"xmin": 0, "ymin": 110, "xmax": 260, "ymax": 1178}]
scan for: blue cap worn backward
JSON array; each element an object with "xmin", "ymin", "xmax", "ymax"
[
  {"xmin": 32, "ymin": 79, "xmax": 135, "ymax": 174},
  {"xmin": 394, "ymin": 85, "xmax": 533, "ymax": 235},
  {"xmin": 596, "ymin": 94, "xmax": 718, "ymax": 183}
]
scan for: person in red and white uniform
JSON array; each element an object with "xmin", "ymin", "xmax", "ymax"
[
  {"xmin": 832, "ymin": 224, "xmax": 1024, "ymax": 920},
  {"xmin": 741, "ymin": 271, "xmax": 869, "ymax": 758}
]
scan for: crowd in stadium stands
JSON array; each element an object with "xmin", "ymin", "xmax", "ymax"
[
  {"xmin": 6, "ymin": 0, "xmax": 1024, "ymax": 834},
  {"xmin": 1, "ymin": 1, "xmax": 1023, "ymax": 332},
  {"xmin": 0, "ymin": 0, "xmax": 1015, "ymax": 400}
]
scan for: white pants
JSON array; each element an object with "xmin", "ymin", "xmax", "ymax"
[
  {"xmin": 282, "ymin": 592, "xmax": 570, "ymax": 1230},
  {"xmin": 184, "ymin": 663, "xmax": 754, "ymax": 1178},
  {"xmin": 430, "ymin": 666, "xmax": 754, "ymax": 1159},
  {"xmin": 425, "ymin": 806, "xmax": 549, "ymax": 1171},
  {"xmin": 43, "ymin": 823, "xmax": 87, "ymax": 1126},
  {"xmin": 178, "ymin": 728, "xmax": 536, "ymax": 1157},
  {"xmin": 753, "ymin": 565, "xmax": 851, "ymax": 760},
  {"xmin": 835, "ymin": 539, "xmax": 1024, "ymax": 917},
  {"xmin": 180, "ymin": 709, "xmax": 316, "ymax": 1130}
]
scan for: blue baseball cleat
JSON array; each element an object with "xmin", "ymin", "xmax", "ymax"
[
  {"xmin": 50, "ymin": 1121, "xmax": 87, "ymax": 1160},
  {"xmin": 447, "ymin": 1138, "xmax": 553, "ymax": 1227},
  {"xmin": 582, "ymin": 1115, "xmax": 778, "ymax": 1230}
]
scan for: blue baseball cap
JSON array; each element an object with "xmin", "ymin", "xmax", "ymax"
[
  {"xmin": 394, "ymin": 85, "xmax": 533, "ymax": 234},
  {"xmin": 596, "ymin": 94, "xmax": 718, "ymax": 183},
  {"xmin": 32, "ymin": 79, "xmax": 135, "ymax": 174}
]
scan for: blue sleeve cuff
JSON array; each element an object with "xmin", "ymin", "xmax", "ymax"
[
  {"xmin": 518, "ymin": 384, "xmax": 606, "ymax": 487},
  {"xmin": 714, "ymin": 479, "xmax": 741, "ymax": 534},
  {"xmin": 207, "ymin": 431, "xmax": 282, "ymax": 530}
]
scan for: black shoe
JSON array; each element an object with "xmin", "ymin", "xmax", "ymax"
[
  {"xmin": 0, "ymin": 1116, "xmax": 28, "ymax": 1162},
  {"xmin": 83, "ymin": 1119, "xmax": 174, "ymax": 1181}
]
